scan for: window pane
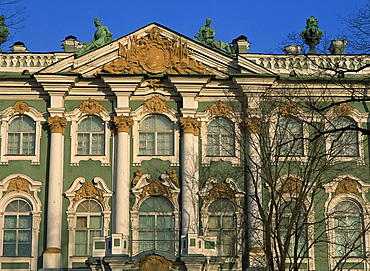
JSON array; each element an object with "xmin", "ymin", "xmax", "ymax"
[
  {"xmin": 90, "ymin": 216, "xmax": 102, "ymax": 229},
  {"xmin": 4, "ymin": 216, "xmax": 17, "ymax": 228},
  {"xmin": 4, "ymin": 230, "xmax": 16, "ymax": 242},
  {"xmin": 209, "ymin": 216, "xmax": 220, "ymax": 229},
  {"xmin": 90, "ymin": 117, "xmax": 104, "ymax": 131},
  {"xmin": 207, "ymin": 134, "xmax": 220, "ymax": 156},
  {"xmin": 77, "ymin": 217, "xmax": 87, "ymax": 228},
  {"xmin": 22, "ymin": 133, "xmax": 35, "ymax": 155},
  {"xmin": 7, "ymin": 133, "xmax": 20, "ymax": 154},
  {"xmin": 91, "ymin": 133, "xmax": 104, "ymax": 155},
  {"xmin": 139, "ymin": 197, "xmax": 174, "ymax": 212},
  {"xmin": 19, "ymin": 216, "xmax": 32, "ymax": 229},
  {"xmin": 77, "ymin": 133, "xmax": 90, "ymax": 155},
  {"xmin": 139, "ymin": 215, "xmax": 155, "ymax": 229},
  {"xmin": 75, "ymin": 230, "xmax": 88, "ymax": 256},
  {"xmin": 78, "ymin": 118, "xmax": 92, "ymax": 131},
  {"xmin": 21, "ymin": 116, "xmax": 35, "ymax": 130},
  {"xmin": 157, "ymin": 215, "xmax": 173, "ymax": 229}
]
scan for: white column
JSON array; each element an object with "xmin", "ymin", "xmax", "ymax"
[{"xmin": 43, "ymin": 116, "xmax": 66, "ymax": 269}]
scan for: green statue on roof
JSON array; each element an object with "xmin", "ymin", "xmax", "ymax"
[
  {"xmin": 301, "ymin": 16, "xmax": 323, "ymax": 55},
  {"xmin": 194, "ymin": 17, "xmax": 231, "ymax": 54},
  {"xmin": 0, "ymin": 15, "xmax": 9, "ymax": 52},
  {"xmin": 75, "ymin": 18, "xmax": 113, "ymax": 57}
]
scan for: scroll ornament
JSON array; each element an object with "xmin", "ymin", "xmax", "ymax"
[
  {"xmin": 12, "ymin": 101, "xmax": 30, "ymax": 114},
  {"xmin": 47, "ymin": 116, "xmax": 67, "ymax": 135},
  {"xmin": 77, "ymin": 98, "xmax": 106, "ymax": 116},
  {"xmin": 142, "ymin": 95, "xmax": 171, "ymax": 114},
  {"xmin": 6, "ymin": 176, "xmax": 31, "ymax": 195},
  {"xmin": 206, "ymin": 101, "xmax": 232, "ymax": 118},
  {"xmin": 73, "ymin": 182, "xmax": 104, "ymax": 205}
]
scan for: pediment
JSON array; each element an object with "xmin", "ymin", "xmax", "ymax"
[{"xmin": 38, "ymin": 23, "xmax": 274, "ymax": 77}]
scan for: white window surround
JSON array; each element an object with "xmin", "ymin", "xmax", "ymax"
[
  {"xmin": 268, "ymin": 175, "xmax": 315, "ymax": 271},
  {"xmin": 64, "ymin": 177, "xmax": 113, "ymax": 269},
  {"xmin": 324, "ymin": 175, "xmax": 370, "ymax": 271},
  {"xmin": 325, "ymin": 108, "xmax": 365, "ymax": 165},
  {"xmin": 131, "ymin": 105, "xmax": 180, "ymax": 166},
  {"xmin": 197, "ymin": 112, "xmax": 240, "ymax": 167},
  {"xmin": 270, "ymin": 113, "xmax": 309, "ymax": 164},
  {"xmin": 0, "ymin": 174, "xmax": 42, "ymax": 271},
  {"xmin": 199, "ymin": 177, "xmax": 244, "ymax": 259},
  {"xmin": 0, "ymin": 106, "xmax": 43, "ymax": 165},
  {"xmin": 130, "ymin": 172, "xmax": 180, "ymax": 256},
  {"xmin": 68, "ymin": 107, "xmax": 111, "ymax": 166}
]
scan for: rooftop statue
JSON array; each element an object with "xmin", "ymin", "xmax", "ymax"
[
  {"xmin": 0, "ymin": 15, "xmax": 9, "ymax": 52},
  {"xmin": 75, "ymin": 18, "xmax": 113, "ymax": 57},
  {"xmin": 300, "ymin": 16, "xmax": 323, "ymax": 55},
  {"xmin": 194, "ymin": 17, "xmax": 231, "ymax": 54}
]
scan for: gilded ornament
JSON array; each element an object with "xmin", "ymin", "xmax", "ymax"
[
  {"xmin": 179, "ymin": 116, "xmax": 201, "ymax": 136},
  {"xmin": 206, "ymin": 101, "xmax": 232, "ymax": 118},
  {"xmin": 334, "ymin": 177, "xmax": 359, "ymax": 196},
  {"xmin": 279, "ymin": 102, "xmax": 298, "ymax": 116},
  {"xmin": 206, "ymin": 182, "xmax": 236, "ymax": 205},
  {"xmin": 142, "ymin": 95, "xmax": 171, "ymax": 114},
  {"xmin": 100, "ymin": 27, "xmax": 207, "ymax": 75},
  {"xmin": 138, "ymin": 254, "xmax": 175, "ymax": 271},
  {"xmin": 139, "ymin": 180, "xmax": 174, "ymax": 203},
  {"xmin": 245, "ymin": 117, "xmax": 263, "ymax": 134},
  {"xmin": 169, "ymin": 168, "xmax": 179, "ymax": 187},
  {"xmin": 77, "ymin": 98, "xmax": 106, "ymax": 116},
  {"xmin": 6, "ymin": 176, "xmax": 31, "ymax": 194},
  {"xmin": 47, "ymin": 116, "xmax": 67, "ymax": 135},
  {"xmin": 73, "ymin": 182, "xmax": 104, "ymax": 204},
  {"xmin": 112, "ymin": 115, "xmax": 133, "ymax": 133},
  {"xmin": 146, "ymin": 79, "xmax": 163, "ymax": 91},
  {"xmin": 12, "ymin": 101, "xmax": 30, "ymax": 114},
  {"xmin": 133, "ymin": 168, "xmax": 143, "ymax": 187},
  {"xmin": 281, "ymin": 176, "xmax": 301, "ymax": 193},
  {"xmin": 249, "ymin": 246, "xmax": 264, "ymax": 253},
  {"xmin": 333, "ymin": 103, "xmax": 354, "ymax": 116}
]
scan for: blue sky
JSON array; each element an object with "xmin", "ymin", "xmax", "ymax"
[{"xmin": 2, "ymin": 0, "xmax": 368, "ymax": 53}]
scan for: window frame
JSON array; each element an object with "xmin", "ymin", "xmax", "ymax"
[
  {"xmin": 0, "ymin": 106, "xmax": 43, "ymax": 165},
  {"xmin": 69, "ymin": 108, "xmax": 111, "ymax": 167},
  {"xmin": 76, "ymin": 115, "xmax": 106, "ymax": 156},
  {"xmin": 0, "ymin": 174, "xmax": 42, "ymax": 271}
]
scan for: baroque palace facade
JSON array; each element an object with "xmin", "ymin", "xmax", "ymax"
[{"xmin": 0, "ymin": 21, "xmax": 369, "ymax": 271}]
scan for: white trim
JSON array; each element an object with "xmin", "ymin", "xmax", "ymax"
[
  {"xmin": 0, "ymin": 174, "xmax": 42, "ymax": 271},
  {"xmin": 0, "ymin": 106, "xmax": 44, "ymax": 165},
  {"xmin": 67, "ymin": 107, "xmax": 111, "ymax": 166},
  {"xmin": 64, "ymin": 177, "xmax": 113, "ymax": 269},
  {"xmin": 131, "ymin": 104, "xmax": 180, "ymax": 166}
]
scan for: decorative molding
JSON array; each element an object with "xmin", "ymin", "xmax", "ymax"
[
  {"xmin": 279, "ymin": 102, "xmax": 298, "ymax": 116},
  {"xmin": 12, "ymin": 101, "xmax": 30, "ymax": 115},
  {"xmin": 333, "ymin": 103, "xmax": 354, "ymax": 116},
  {"xmin": 6, "ymin": 176, "xmax": 31, "ymax": 195},
  {"xmin": 101, "ymin": 27, "xmax": 207, "ymax": 75},
  {"xmin": 47, "ymin": 115, "xmax": 67, "ymax": 135},
  {"xmin": 73, "ymin": 182, "xmax": 105, "ymax": 206},
  {"xmin": 206, "ymin": 101, "xmax": 232, "ymax": 118},
  {"xmin": 112, "ymin": 115, "xmax": 133, "ymax": 134},
  {"xmin": 146, "ymin": 79, "xmax": 163, "ymax": 91},
  {"xmin": 281, "ymin": 176, "xmax": 302, "ymax": 194},
  {"xmin": 142, "ymin": 95, "xmax": 171, "ymax": 114},
  {"xmin": 44, "ymin": 247, "xmax": 62, "ymax": 254},
  {"xmin": 245, "ymin": 117, "xmax": 263, "ymax": 134},
  {"xmin": 138, "ymin": 254, "xmax": 175, "ymax": 271},
  {"xmin": 334, "ymin": 176, "xmax": 359, "ymax": 196},
  {"xmin": 77, "ymin": 98, "xmax": 106, "ymax": 116},
  {"xmin": 179, "ymin": 116, "xmax": 201, "ymax": 136}
]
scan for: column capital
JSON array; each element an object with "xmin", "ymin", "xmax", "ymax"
[
  {"xmin": 179, "ymin": 116, "xmax": 201, "ymax": 136},
  {"xmin": 47, "ymin": 116, "xmax": 67, "ymax": 135},
  {"xmin": 112, "ymin": 115, "xmax": 133, "ymax": 134}
]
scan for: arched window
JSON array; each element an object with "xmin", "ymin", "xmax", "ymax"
[
  {"xmin": 77, "ymin": 116, "xmax": 105, "ymax": 156},
  {"xmin": 207, "ymin": 118, "xmax": 235, "ymax": 157},
  {"xmin": 139, "ymin": 115, "xmax": 174, "ymax": 156},
  {"xmin": 208, "ymin": 199, "xmax": 236, "ymax": 256},
  {"xmin": 138, "ymin": 196, "xmax": 175, "ymax": 253},
  {"xmin": 75, "ymin": 199, "xmax": 103, "ymax": 256},
  {"xmin": 3, "ymin": 199, "xmax": 32, "ymax": 256},
  {"xmin": 334, "ymin": 200, "xmax": 364, "ymax": 257},
  {"xmin": 280, "ymin": 200, "xmax": 308, "ymax": 257},
  {"xmin": 330, "ymin": 117, "xmax": 359, "ymax": 157},
  {"xmin": 276, "ymin": 117, "xmax": 304, "ymax": 156},
  {"xmin": 7, "ymin": 115, "xmax": 35, "ymax": 155}
]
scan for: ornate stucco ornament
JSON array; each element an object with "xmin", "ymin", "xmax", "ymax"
[
  {"xmin": 112, "ymin": 115, "xmax": 133, "ymax": 134},
  {"xmin": 142, "ymin": 95, "xmax": 171, "ymax": 114},
  {"xmin": 132, "ymin": 168, "xmax": 143, "ymax": 187},
  {"xmin": 279, "ymin": 102, "xmax": 298, "ymax": 116},
  {"xmin": 169, "ymin": 168, "xmax": 179, "ymax": 188},
  {"xmin": 206, "ymin": 101, "xmax": 233, "ymax": 118},
  {"xmin": 12, "ymin": 101, "xmax": 30, "ymax": 114},
  {"xmin": 73, "ymin": 182, "xmax": 105, "ymax": 205},
  {"xmin": 139, "ymin": 179, "xmax": 174, "ymax": 204},
  {"xmin": 179, "ymin": 116, "xmax": 201, "ymax": 136},
  {"xmin": 47, "ymin": 116, "xmax": 67, "ymax": 135},
  {"xmin": 6, "ymin": 176, "xmax": 31, "ymax": 194},
  {"xmin": 146, "ymin": 79, "xmax": 163, "ymax": 91},
  {"xmin": 333, "ymin": 103, "xmax": 354, "ymax": 116},
  {"xmin": 100, "ymin": 27, "xmax": 207, "ymax": 75},
  {"xmin": 137, "ymin": 254, "xmax": 175, "ymax": 271},
  {"xmin": 77, "ymin": 98, "xmax": 106, "ymax": 116},
  {"xmin": 245, "ymin": 117, "xmax": 263, "ymax": 134},
  {"xmin": 281, "ymin": 176, "xmax": 302, "ymax": 194},
  {"xmin": 300, "ymin": 16, "xmax": 323, "ymax": 55},
  {"xmin": 334, "ymin": 177, "xmax": 359, "ymax": 196}
]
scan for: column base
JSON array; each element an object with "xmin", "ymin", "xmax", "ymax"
[{"xmin": 43, "ymin": 247, "xmax": 62, "ymax": 269}]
